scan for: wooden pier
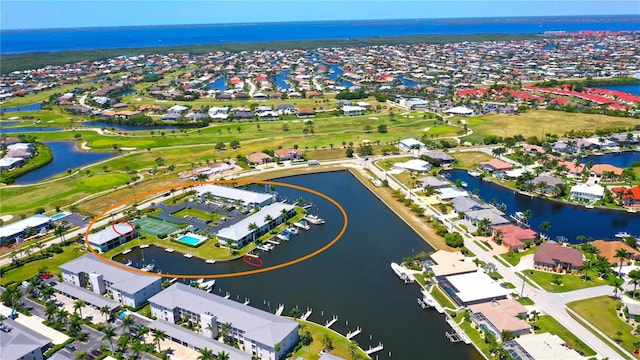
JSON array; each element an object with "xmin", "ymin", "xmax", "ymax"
[
  {"xmin": 346, "ymin": 327, "xmax": 361, "ymax": 340},
  {"xmin": 365, "ymin": 342, "xmax": 384, "ymax": 355},
  {"xmin": 275, "ymin": 304, "xmax": 285, "ymax": 316},
  {"xmin": 300, "ymin": 308, "xmax": 312, "ymax": 321},
  {"xmin": 324, "ymin": 315, "xmax": 338, "ymax": 328}
]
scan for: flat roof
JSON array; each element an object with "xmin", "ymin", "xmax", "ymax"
[
  {"xmin": 88, "ymin": 223, "xmax": 134, "ymax": 246},
  {"xmin": 514, "ymin": 333, "xmax": 583, "ymax": 360},
  {"xmin": 149, "ymin": 283, "xmax": 298, "ymax": 347},
  {"xmin": 195, "ymin": 184, "xmax": 273, "ymax": 205},
  {"xmin": 444, "ymin": 272, "xmax": 511, "ymax": 304},
  {"xmin": 217, "ymin": 203, "xmax": 295, "ymax": 242},
  {"xmin": 429, "ymin": 250, "xmax": 478, "ymax": 277},
  {"xmin": 0, "ymin": 214, "xmax": 51, "ymax": 238},
  {"xmin": 438, "ymin": 187, "xmax": 469, "ymax": 200},
  {"xmin": 54, "ymin": 282, "xmax": 121, "ymax": 311},
  {"xmin": 149, "ymin": 320, "xmax": 251, "ymax": 360},
  {"xmin": 60, "ymin": 254, "xmax": 161, "ymax": 295}
]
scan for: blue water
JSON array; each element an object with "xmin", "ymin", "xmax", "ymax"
[
  {"xmin": 447, "ymin": 168, "xmax": 640, "ymax": 242},
  {"xmin": 51, "ymin": 212, "xmax": 70, "ymax": 220},
  {"xmin": 3, "ymin": 16, "xmax": 639, "ymax": 54},
  {"xmin": 597, "ymin": 84, "xmax": 640, "ymax": 96},
  {"xmin": 0, "ymin": 127, "xmax": 63, "ymax": 134},
  {"xmin": 0, "ymin": 103, "xmax": 42, "ymax": 113},
  {"xmin": 121, "ymin": 89, "xmax": 137, "ymax": 96},
  {"xmin": 205, "ymin": 77, "xmax": 227, "ymax": 91},
  {"xmin": 81, "ymin": 121, "xmax": 179, "ymax": 131},
  {"xmin": 275, "ymin": 70, "xmax": 291, "ymax": 90},
  {"xmin": 582, "ymin": 151, "xmax": 640, "ymax": 168},
  {"xmin": 328, "ymin": 65, "xmax": 353, "ymax": 88},
  {"xmin": 399, "ymin": 76, "xmax": 423, "ymax": 87},
  {"xmin": 13, "ymin": 141, "xmax": 114, "ymax": 184},
  {"xmin": 0, "ymin": 121, "xmax": 20, "ymax": 126}
]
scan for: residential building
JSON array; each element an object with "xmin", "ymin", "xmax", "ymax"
[
  {"xmin": 341, "ymin": 105, "xmax": 367, "ymax": 116},
  {"xmin": 419, "ymin": 176, "xmax": 451, "ymax": 189},
  {"xmin": 491, "ymin": 224, "xmax": 538, "ymax": 251},
  {"xmin": 217, "ymin": 203, "xmax": 295, "ymax": 247},
  {"xmin": 398, "ymin": 138, "xmax": 425, "ymax": 152},
  {"xmin": 274, "ymin": 148, "xmax": 303, "ymax": 161},
  {"xmin": 611, "ymin": 186, "xmax": 640, "ymax": 207},
  {"xmin": 569, "ymin": 183, "xmax": 604, "ymax": 201},
  {"xmin": 503, "ymin": 333, "xmax": 583, "ymax": 360},
  {"xmin": 87, "ymin": 223, "xmax": 138, "ymax": 253},
  {"xmin": 149, "ymin": 283, "xmax": 299, "ymax": 360},
  {"xmin": 591, "ymin": 240, "xmax": 640, "ymax": 265},
  {"xmin": 422, "ymin": 151, "xmax": 455, "ymax": 166},
  {"xmin": 479, "ymin": 159, "xmax": 513, "ymax": 174},
  {"xmin": 533, "ymin": 243, "xmax": 583, "ymax": 272},
  {"xmin": 588, "ymin": 164, "xmax": 624, "ymax": 184},
  {"xmin": 246, "ymin": 152, "xmax": 274, "ymax": 166},
  {"xmin": 427, "ymin": 250, "xmax": 478, "ymax": 279},
  {"xmin": 443, "ymin": 106, "xmax": 474, "ymax": 116},
  {"xmin": 0, "ymin": 318, "xmax": 52, "ymax": 360},
  {"xmin": 439, "ymin": 272, "xmax": 511, "ymax": 306},
  {"xmin": 469, "ymin": 299, "xmax": 531, "ymax": 340},
  {"xmin": 59, "ymin": 254, "xmax": 163, "ymax": 308},
  {"xmin": 393, "ymin": 159, "xmax": 432, "ymax": 173},
  {"xmin": 531, "ymin": 175, "xmax": 565, "ymax": 195},
  {"xmin": 450, "ymin": 197, "xmax": 488, "ymax": 213},
  {"xmin": 0, "ymin": 156, "xmax": 25, "ymax": 170},
  {"xmin": 463, "ymin": 208, "xmax": 511, "ymax": 226},
  {"xmin": 195, "ymin": 184, "xmax": 274, "ymax": 209},
  {"xmin": 0, "ymin": 214, "xmax": 53, "ymax": 245}
]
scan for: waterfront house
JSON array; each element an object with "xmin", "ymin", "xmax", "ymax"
[
  {"xmin": 503, "ymin": 333, "xmax": 584, "ymax": 360},
  {"xmin": 533, "ymin": 242, "xmax": 583, "ymax": 272},
  {"xmin": 0, "ymin": 318, "xmax": 52, "ymax": 360},
  {"xmin": 439, "ymin": 272, "xmax": 511, "ymax": 306},
  {"xmin": 245, "ymin": 152, "xmax": 273, "ymax": 166},
  {"xmin": 463, "ymin": 208, "xmax": 510, "ymax": 226},
  {"xmin": 611, "ymin": 186, "xmax": 640, "ymax": 208},
  {"xmin": 427, "ymin": 250, "xmax": 478, "ymax": 279},
  {"xmin": 478, "ymin": 159, "xmax": 513, "ymax": 175},
  {"xmin": 468, "ymin": 299, "xmax": 531, "ymax": 340},
  {"xmin": 149, "ymin": 283, "xmax": 299, "ymax": 360},
  {"xmin": 437, "ymin": 187, "xmax": 470, "ymax": 201},
  {"xmin": 0, "ymin": 156, "xmax": 25, "ymax": 170},
  {"xmin": 450, "ymin": 197, "xmax": 488, "ymax": 213},
  {"xmin": 87, "ymin": 223, "xmax": 138, "ymax": 253},
  {"xmin": 398, "ymin": 138, "xmax": 425, "ymax": 152},
  {"xmin": 419, "ymin": 176, "xmax": 451, "ymax": 189},
  {"xmin": 490, "ymin": 224, "xmax": 537, "ymax": 251},
  {"xmin": 422, "ymin": 151, "xmax": 455, "ymax": 166},
  {"xmin": 522, "ymin": 144, "xmax": 546, "ymax": 155},
  {"xmin": 274, "ymin": 148, "xmax": 303, "ymax": 161},
  {"xmin": 591, "ymin": 240, "xmax": 640, "ymax": 265},
  {"xmin": 0, "ymin": 214, "xmax": 53, "ymax": 245},
  {"xmin": 531, "ymin": 175, "xmax": 565, "ymax": 195},
  {"xmin": 569, "ymin": 183, "xmax": 604, "ymax": 201},
  {"xmin": 59, "ymin": 254, "xmax": 162, "ymax": 309},
  {"xmin": 217, "ymin": 203, "xmax": 295, "ymax": 247},
  {"xmin": 551, "ymin": 141, "xmax": 578, "ymax": 154},
  {"xmin": 393, "ymin": 159, "xmax": 432, "ymax": 173},
  {"xmin": 557, "ymin": 160, "xmax": 586, "ymax": 176},
  {"xmin": 161, "ymin": 113, "xmax": 182, "ymax": 121},
  {"xmin": 588, "ymin": 164, "xmax": 624, "ymax": 184}
]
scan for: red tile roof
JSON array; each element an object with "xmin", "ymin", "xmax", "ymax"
[
  {"xmin": 590, "ymin": 164, "xmax": 624, "ymax": 176},
  {"xmin": 533, "ymin": 243, "xmax": 583, "ymax": 267},
  {"xmin": 612, "ymin": 186, "xmax": 640, "ymax": 201},
  {"xmin": 491, "ymin": 224, "xmax": 538, "ymax": 249},
  {"xmin": 480, "ymin": 158, "xmax": 513, "ymax": 171}
]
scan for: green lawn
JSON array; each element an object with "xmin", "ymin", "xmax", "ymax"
[
  {"xmin": 524, "ymin": 270, "xmax": 610, "ymax": 292},
  {"xmin": 451, "ymin": 151, "xmax": 494, "ymax": 169},
  {"xmin": 171, "ymin": 207, "xmax": 225, "ymax": 223},
  {"xmin": 432, "ymin": 286, "xmax": 457, "ymax": 309},
  {"xmin": 500, "ymin": 246, "xmax": 537, "ymax": 266},
  {"xmin": 1, "ymin": 245, "xmax": 86, "ymax": 286},
  {"xmin": 535, "ymin": 315, "xmax": 596, "ymax": 356},
  {"xmin": 293, "ymin": 319, "xmax": 369, "ymax": 360},
  {"xmin": 567, "ymin": 296, "xmax": 638, "ymax": 356},
  {"xmin": 458, "ymin": 321, "xmax": 493, "ymax": 358}
]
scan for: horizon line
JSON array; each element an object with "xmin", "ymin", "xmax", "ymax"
[{"xmin": 2, "ymin": 14, "xmax": 639, "ymax": 32}]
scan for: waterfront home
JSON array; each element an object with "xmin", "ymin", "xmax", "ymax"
[
  {"xmin": 161, "ymin": 113, "xmax": 182, "ymax": 121},
  {"xmin": 468, "ymin": 299, "xmax": 531, "ymax": 340},
  {"xmin": 217, "ymin": 203, "xmax": 295, "ymax": 247},
  {"xmin": 533, "ymin": 243, "xmax": 583, "ymax": 273},
  {"xmin": 450, "ymin": 197, "xmax": 488, "ymax": 213},
  {"xmin": 557, "ymin": 160, "xmax": 586, "ymax": 176},
  {"xmin": 342, "ymin": 105, "xmax": 367, "ymax": 116},
  {"xmin": 478, "ymin": 158, "xmax": 513, "ymax": 175},
  {"xmin": 393, "ymin": 159, "xmax": 432, "ymax": 173},
  {"xmin": 195, "ymin": 184, "xmax": 274, "ymax": 209},
  {"xmin": 522, "ymin": 144, "xmax": 546, "ymax": 155},
  {"xmin": 439, "ymin": 272, "xmax": 511, "ymax": 306},
  {"xmin": 569, "ymin": 183, "xmax": 604, "ymax": 201},
  {"xmin": 149, "ymin": 283, "xmax": 299, "ymax": 360},
  {"xmin": 0, "ymin": 156, "xmax": 25, "ymax": 170},
  {"xmin": 463, "ymin": 208, "xmax": 511, "ymax": 227},
  {"xmin": 274, "ymin": 148, "xmax": 303, "ymax": 161},
  {"xmin": 490, "ymin": 224, "xmax": 537, "ymax": 251},
  {"xmin": 0, "ymin": 214, "xmax": 53, "ymax": 245},
  {"xmin": 246, "ymin": 152, "xmax": 273, "ymax": 166},
  {"xmin": 0, "ymin": 318, "xmax": 52, "ymax": 360},
  {"xmin": 591, "ymin": 240, "xmax": 640, "ymax": 265},
  {"xmin": 588, "ymin": 164, "xmax": 624, "ymax": 184},
  {"xmin": 437, "ymin": 187, "xmax": 469, "ymax": 201},
  {"xmin": 611, "ymin": 186, "xmax": 640, "ymax": 207},
  {"xmin": 398, "ymin": 138, "xmax": 425, "ymax": 152},
  {"xmin": 427, "ymin": 250, "xmax": 478, "ymax": 279},
  {"xmin": 59, "ymin": 254, "xmax": 163, "ymax": 309},
  {"xmin": 503, "ymin": 333, "xmax": 584, "ymax": 360},
  {"xmin": 419, "ymin": 176, "xmax": 451, "ymax": 189},
  {"xmin": 551, "ymin": 141, "xmax": 578, "ymax": 154},
  {"xmin": 87, "ymin": 223, "xmax": 138, "ymax": 253},
  {"xmin": 422, "ymin": 151, "xmax": 455, "ymax": 166}
]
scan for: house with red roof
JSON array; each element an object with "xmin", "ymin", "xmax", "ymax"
[
  {"xmin": 274, "ymin": 148, "xmax": 302, "ymax": 161},
  {"xmin": 588, "ymin": 164, "xmax": 624, "ymax": 184},
  {"xmin": 533, "ymin": 243, "xmax": 583, "ymax": 273},
  {"xmin": 491, "ymin": 224, "xmax": 538, "ymax": 251},
  {"xmin": 611, "ymin": 186, "xmax": 640, "ymax": 208},
  {"xmin": 479, "ymin": 159, "xmax": 513, "ymax": 175}
]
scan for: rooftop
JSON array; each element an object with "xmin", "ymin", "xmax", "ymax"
[
  {"xmin": 429, "ymin": 250, "xmax": 478, "ymax": 277},
  {"xmin": 513, "ymin": 333, "xmax": 583, "ymax": 360},
  {"xmin": 195, "ymin": 184, "xmax": 274, "ymax": 205},
  {"xmin": 469, "ymin": 299, "xmax": 530, "ymax": 333},
  {"xmin": 0, "ymin": 214, "xmax": 51, "ymax": 238},
  {"xmin": 87, "ymin": 223, "xmax": 135, "ymax": 246},
  {"xmin": 217, "ymin": 202, "xmax": 295, "ymax": 242},
  {"xmin": 0, "ymin": 318, "xmax": 51, "ymax": 360},
  {"xmin": 444, "ymin": 271, "xmax": 511, "ymax": 304}
]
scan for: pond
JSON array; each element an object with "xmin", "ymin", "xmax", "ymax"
[
  {"xmin": 0, "ymin": 102, "xmax": 42, "ymax": 113},
  {"xmin": 81, "ymin": 121, "xmax": 179, "ymax": 131}
]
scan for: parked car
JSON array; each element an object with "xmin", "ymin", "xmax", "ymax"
[
  {"xmin": 65, "ymin": 343, "xmax": 77, "ymax": 351},
  {"xmin": 49, "ymin": 281, "xmax": 57, "ymax": 286},
  {"xmin": 91, "ymin": 349, "xmax": 103, "ymax": 357}
]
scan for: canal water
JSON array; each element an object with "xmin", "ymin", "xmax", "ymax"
[
  {"xmin": 115, "ymin": 171, "xmax": 481, "ymax": 360},
  {"xmin": 206, "ymin": 77, "xmax": 228, "ymax": 91},
  {"xmin": 582, "ymin": 151, "xmax": 640, "ymax": 168},
  {"xmin": 447, "ymin": 169, "xmax": 640, "ymax": 242},
  {"xmin": 276, "ymin": 70, "xmax": 292, "ymax": 90},
  {"xmin": 14, "ymin": 141, "xmax": 114, "ymax": 184}
]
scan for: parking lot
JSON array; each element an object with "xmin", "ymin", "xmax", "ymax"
[{"xmin": 54, "ymin": 294, "xmax": 104, "ymax": 324}]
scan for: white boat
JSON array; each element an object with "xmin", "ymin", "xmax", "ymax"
[
  {"xmin": 125, "ymin": 260, "xmax": 132, "ymax": 266},
  {"xmin": 139, "ymin": 244, "xmax": 149, "ymax": 248},
  {"xmin": 390, "ymin": 262, "xmax": 414, "ymax": 283},
  {"xmin": 122, "ymin": 249, "xmax": 132, "ymax": 255},
  {"xmin": 165, "ymin": 248, "xmax": 174, "ymax": 253},
  {"xmin": 626, "ymin": 209, "xmax": 637, "ymax": 213},
  {"xmin": 201, "ymin": 280, "xmax": 216, "ymax": 291},
  {"xmin": 421, "ymin": 290, "xmax": 436, "ymax": 307},
  {"xmin": 294, "ymin": 221, "xmax": 310, "ymax": 230},
  {"xmin": 460, "ymin": 181, "xmax": 468, "ymax": 187},
  {"xmin": 304, "ymin": 214, "xmax": 325, "ymax": 224},
  {"xmin": 205, "ymin": 259, "xmax": 216, "ymax": 264},
  {"xmin": 184, "ymin": 253, "xmax": 193, "ymax": 258},
  {"xmin": 141, "ymin": 263, "xmax": 155, "ymax": 272},
  {"xmin": 277, "ymin": 233, "xmax": 290, "ymax": 241},
  {"xmin": 615, "ymin": 232, "xmax": 631, "ymax": 238},
  {"xmin": 585, "ymin": 204, "xmax": 594, "ymax": 209},
  {"xmin": 285, "ymin": 227, "xmax": 299, "ymax": 235},
  {"xmin": 467, "ymin": 170, "xmax": 481, "ymax": 177}
]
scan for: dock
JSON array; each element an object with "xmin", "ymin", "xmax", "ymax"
[
  {"xmin": 267, "ymin": 239, "xmax": 280, "ymax": 245},
  {"xmin": 365, "ymin": 343, "xmax": 384, "ymax": 355},
  {"xmin": 224, "ymin": 292, "xmax": 230, "ymax": 299},
  {"xmin": 346, "ymin": 327, "xmax": 361, "ymax": 340},
  {"xmin": 139, "ymin": 244, "xmax": 149, "ymax": 248},
  {"xmin": 243, "ymin": 298, "xmax": 250, "ymax": 305},
  {"xmin": 275, "ymin": 304, "xmax": 285, "ymax": 316},
  {"xmin": 324, "ymin": 315, "xmax": 338, "ymax": 328},
  {"xmin": 300, "ymin": 308, "xmax": 312, "ymax": 321},
  {"xmin": 445, "ymin": 331, "xmax": 463, "ymax": 343},
  {"xmin": 164, "ymin": 248, "xmax": 174, "ymax": 253},
  {"xmin": 122, "ymin": 249, "xmax": 132, "ymax": 254},
  {"xmin": 446, "ymin": 318, "xmax": 472, "ymax": 344}
]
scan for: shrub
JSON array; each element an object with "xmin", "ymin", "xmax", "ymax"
[{"xmin": 445, "ymin": 232, "xmax": 464, "ymax": 248}]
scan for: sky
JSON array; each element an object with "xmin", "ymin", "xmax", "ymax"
[{"xmin": 2, "ymin": 0, "xmax": 639, "ymax": 30}]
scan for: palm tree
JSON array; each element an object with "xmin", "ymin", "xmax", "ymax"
[
  {"xmin": 539, "ymin": 220, "xmax": 551, "ymax": 235},
  {"xmin": 529, "ymin": 309, "xmax": 540, "ymax": 329},
  {"xmin": 56, "ymin": 308, "xmax": 70, "ymax": 328},
  {"xmin": 612, "ymin": 277, "xmax": 624, "ymax": 299},
  {"xmin": 264, "ymin": 214, "xmax": 274, "ymax": 230},
  {"xmin": 348, "ymin": 341, "xmax": 359, "ymax": 357},
  {"xmin": 614, "ymin": 248, "xmax": 630, "ymax": 278},
  {"xmin": 248, "ymin": 222, "xmax": 259, "ymax": 243},
  {"xmin": 522, "ymin": 209, "xmax": 533, "ymax": 224},
  {"xmin": 40, "ymin": 286, "xmax": 54, "ymax": 304},
  {"xmin": 102, "ymin": 325, "xmax": 116, "ymax": 353},
  {"xmin": 69, "ymin": 313, "xmax": 82, "ymax": 336},
  {"xmin": 197, "ymin": 347, "xmax": 215, "ymax": 360},
  {"xmin": 73, "ymin": 299, "xmax": 85, "ymax": 318},
  {"xmin": 628, "ymin": 269, "xmax": 640, "ymax": 299},
  {"xmin": 100, "ymin": 305, "xmax": 111, "ymax": 323},
  {"xmin": 1, "ymin": 285, "xmax": 22, "ymax": 310},
  {"xmin": 54, "ymin": 224, "xmax": 67, "ymax": 243},
  {"xmin": 45, "ymin": 302, "xmax": 57, "ymax": 323},
  {"xmin": 122, "ymin": 315, "xmax": 135, "ymax": 336},
  {"xmin": 580, "ymin": 260, "xmax": 592, "ymax": 282},
  {"xmin": 152, "ymin": 328, "xmax": 167, "ymax": 353},
  {"xmin": 219, "ymin": 322, "xmax": 232, "ymax": 344},
  {"xmin": 216, "ymin": 351, "xmax": 230, "ymax": 360},
  {"xmin": 117, "ymin": 333, "xmax": 131, "ymax": 355},
  {"xmin": 137, "ymin": 324, "xmax": 150, "ymax": 341},
  {"xmin": 131, "ymin": 340, "xmax": 144, "ymax": 359}
]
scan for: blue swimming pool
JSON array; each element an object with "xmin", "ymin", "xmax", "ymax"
[
  {"xmin": 177, "ymin": 233, "xmax": 207, "ymax": 246},
  {"xmin": 51, "ymin": 212, "xmax": 70, "ymax": 220}
]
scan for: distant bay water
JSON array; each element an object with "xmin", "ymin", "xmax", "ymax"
[{"xmin": 2, "ymin": 15, "xmax": 640, "ymax": 54}]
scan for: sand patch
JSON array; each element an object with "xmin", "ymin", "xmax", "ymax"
[
  {"xmin": 0, "ymin": 215, "xmax": 13, "ymax": 222},
  {"xmin": 80, "ymin": 142, "xmax": 92, "ymax": 150},
  {"xmin": 369, "ymin": 117, "xmax": 379, "ymax": 120},
  {"xmin": 422, "ymin": 127, "xmax": 431, "ymax": 132},
  {"xmin": 120, "ymin": 147, "xmax": 136, "ymax": 151},
  {"xmin": 8, "ymin": 116, "xmax": 19, "ymax": 120}
]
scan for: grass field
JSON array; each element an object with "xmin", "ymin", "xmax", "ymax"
[
  {"xmin": 293, "ymin": 319, "xmax": 369, "ymax": 360},
  {"xmin": 451, "ymin": 151, "xmax": 494, "ymax": 169},
  {"xmin": 172, "ymin": 207, "xmax": 225, "ymax": 223},
  {"xmin": 131, "ymin": 217, "xmax": 179, "ymax": 236},
  {"xmin": 500, "ymin": 246, "xmax": 537, "ymax": 266},
  {"xmin": 535, "ymin": 315, "xmax": 596, "ymax": 356},
  {"xmin": 1, "ymin": 245, "xmax": 85, "ymax": 286},
  {"xmin": 524, "ymin": 270, "xmax": 610, "ymax": 292},
  {"xmin": 567, "ymin": 296, "xmax": 639, "ymax": 356}
]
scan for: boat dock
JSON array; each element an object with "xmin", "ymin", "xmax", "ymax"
[
  {"xmin": 300, "ymin": 308, "xmax": 312, "ymax": 321},
  {"xmin": 122, "ymin": 249, "xmax": 132, "ymax": 254},
  {"xmin": 365, "ymin": 343, "xmax": 384, "ymax": 355},
  {"xmin": 139, "ymin": 244, "xmax": 149, "ymax": 248},
  {"xmin": 164, "ymin": 248, "xmax": 174, "ymax": 253},
  {"xmin": 243, "ymin": 298, "xmax": 250, "ymax": 305},
  {"xmin": 275, "ymin": 304, "xmax": 285, "ymax": 316},
  {"xmin": 224, "ymin": 292, "xmax": 230, "ymax": 299},
  {"xmin": 324, "ymin": 315, "xmax": 338, "ymax": 328},
  {"xmin": 445, "ymin": 318, "xmax": 471, "ymax": 344},
  {"xmin": 346, "ymin": 327, "xmax": 361, "ymax": 340}
]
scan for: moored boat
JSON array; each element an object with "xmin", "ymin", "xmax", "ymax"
[{"xmin": 304, "ymin": 214, "xmax": 325, "ymax": 224}]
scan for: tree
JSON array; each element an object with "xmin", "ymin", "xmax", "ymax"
[
  {"xmin": 348, "ymin": 340, "xmax": 359, "ymax": 357},
  {"xmin": 45, "ymin": 302, "xmax": 57, "ymax": 323},
  {"xmin": 501, "ymin": 329, "xmax": 516, "ymax": 342},
  {"xmin": 73, "ymin": 299, "xmax": 85, "ymax": 318},
  {"xmin": 529, "ymin": 309, "xmax": 540, "ymax": 329},
  {"xmin": 100, "ymin": 305, "xmax": 111, "ymax": 323},
  {"xmin": 628, "ymin": 269, "xmax": 640, "ymax": 299},
  {"xmin": 117, "ymin": 333, "xmax": 131, "ymax": 355},
  {"xmin": 345, "ymin": 148, "xmax": 354, "ymax": 158},
  {"xmin": 614, "ymin": 248, "xmax": 630, "ymax": 278},
  {"xmin": 321, "ymin": 333, "xmax": 334, "ymax": 351},
  {"xmin": 289, "ymin": 307, "xmax": 302, "ymax": 319},
  {"xmin": 122, "ymin": 315, "xmax": 135, "ymax": 336},
  {"xmin": 539, "ymin": 220, "xmax": 551, "ymax": 234},
  {"xmin": 131, "ymin": 340, "xmax": 144, "ymax": 359},
  {"xmin": 197, "ymin": 347, "xmax": 215, "ymax": 360},
  {"xmin": 217, "ymin": 351, "xmax": 230, "ymax": 360},
  {"xmin": 248, "ymin": 222, "xmax": 259, "ymax": 243},
  {"xmin": 220, "ymin": 322, "xmax": 232, "ymax": 344},
  {"xmin": 444, "ymin": 232, "xmax": 464, "ymax": 248},
  {"xmin": 152, "ymin": 328, "xmax": 167, "ymax": 353},
  {"xmin": 611, "ymin": 277, "xmax": 624, "ymax": 299},
  {"xmin": 377, "ymin": 124, "xmax": 388, "ymax": 133}
]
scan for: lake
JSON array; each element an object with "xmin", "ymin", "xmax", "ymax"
[
  {"xmin": 0, "ymin": 127, "xmax": 63, "ymax": 134},
  {"xmin": 598, "ymin": 84, "xmax": 640, "ymax": 96},
  {"xmin": 206, "ymin": 77, "xmax": 228, "ymax": 91},
  {"xmin": 115, "ymin": 171, "xmax": 481, "ymax": 359},
  {"xmin": 0, "ymin": 102, "xmax": 42, "ymax": 113},
  {"xmin": 14, "ymin": 141, "xmax": 114, "ymax": 184},
  {"xmin": 81, "ymin": 121, "xmax": 179, "ymax": 131}
]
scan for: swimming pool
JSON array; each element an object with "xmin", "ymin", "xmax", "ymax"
[
  {"xmin": 51, "ymin": 212, "xmax": 70, "ymax": 221},
  {"xmin": 177, "ymin": 233, "xmax": 207, "ymax": 246}
]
